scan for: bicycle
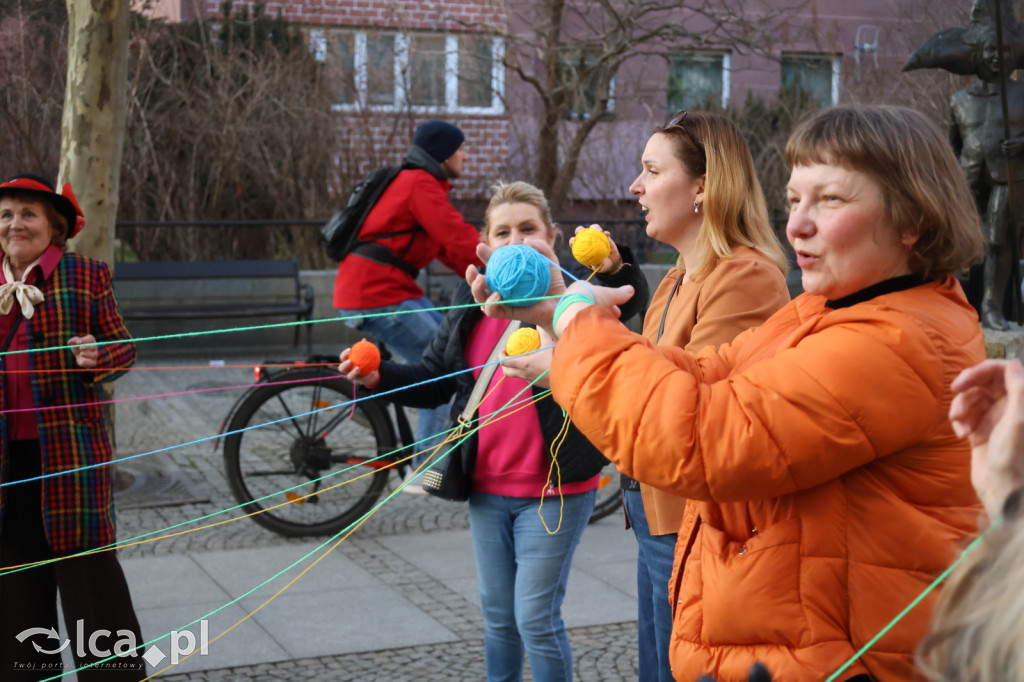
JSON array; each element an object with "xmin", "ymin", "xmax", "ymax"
[{"xmin": 219, "ymin": 354, "xmax": 622, "ymax": 537}]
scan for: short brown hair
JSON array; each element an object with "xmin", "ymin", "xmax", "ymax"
[{"xmin": 785, "ymin": 105, "xmax": 985, "ymax": 279}]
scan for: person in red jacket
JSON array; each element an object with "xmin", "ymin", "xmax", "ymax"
[{"xmin": 335, "ymin": 120, "xmax": 482, "ymax": 491}]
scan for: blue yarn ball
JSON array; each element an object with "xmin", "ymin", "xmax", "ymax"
[{"xmin": 485, "ymin": 244, "xmax": 552, "ymax": 307}]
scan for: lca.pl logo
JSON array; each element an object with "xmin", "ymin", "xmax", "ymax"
[{"xmin": 16, "ymin": 620, "xmax": 209, "ymax": 668}]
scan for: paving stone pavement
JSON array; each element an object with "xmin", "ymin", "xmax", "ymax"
[{"xmin": 111, "ymin": 356, "xmax": 640, "ymax": 681}]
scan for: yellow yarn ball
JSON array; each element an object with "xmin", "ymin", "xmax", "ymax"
[
  {"xmin": 571, "ymin": 229, "xmax": 612, "ymax": 268},
  {"xmin": 505, "ymin": 327, "xmax": 542, "ymax": 356}
]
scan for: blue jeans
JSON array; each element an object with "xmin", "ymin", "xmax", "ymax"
[
  {"xmin": 337, "ymin": 297, "xmax": 448, "ymax": 466},
  {"xmin": 623, "ymin": 489, "xmax": 676, "ymax": 682},
  {"xmin": 469, "ymin": 490, "xmax": 595, "ymax": 682}
]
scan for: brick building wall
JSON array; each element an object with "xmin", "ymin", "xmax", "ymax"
[
  {"xmin": 199, "ymin": 0, "xmax": 505, "ymax": 30},
  {"xmin": 175, "ymin": 0, "xmax": 941, "ymax": 210},
  {"xmin": 199, "ymin": 0, "xmax": 511, "ymax": 207}
]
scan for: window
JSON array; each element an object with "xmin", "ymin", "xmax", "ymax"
[
  {"xmin": 667, "ymin": 52, "xmax": 730, "ymax": 113},
  {"xmin": 780, "ymin": 53, "xmax": 839, "ymax": 106},
  {"xmin": 557, "ymin": 49, "xmax": 615, "ymax": 120},
  {"xmin": 311, "ymin": 29, "xmax": 504, "ymax": 114},
  {"xmin": 365, "ymin": 33, "xmax": 396, "ymax": 106},
  {"xmin": 320, "ymin": 32, "xmax": 356, "ymax": 106},
  {"xmin": 458, "ymin": 35, "xmax": 495, "ymax": 109},
  {"xmin": 408, "ymin": 34, "xmax": 446, "ymax": 106}
]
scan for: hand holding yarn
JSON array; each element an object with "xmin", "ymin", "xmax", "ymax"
[
  {"xmin": 505, "ymin": 327, "xmax": 541, "ymax": 356},
  {"xmin": 485, "ymin": 244, "xmax": 552, "ymax": 307},
  {"xmin": 348, "ymin": 339, "xmax": 381, "ymax": 373},
  {"xmin": 500, "ymin": 326, "xmax": 554, "ymax": 389},
  {"xmin": 338, "ymin": 339, "xmax": 381, "ymax": 387},
  {"xmin": 570, "ymin": 225, "xmax": 622, "ymax": 274},
  {"xmin": 468, "ymin": 238, "xmax": 565, "ymax": 335}
]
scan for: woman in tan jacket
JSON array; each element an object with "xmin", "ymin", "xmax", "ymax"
[{"xmin": 620, "ymin": 111, "xmax": 789, "ymax": 681}]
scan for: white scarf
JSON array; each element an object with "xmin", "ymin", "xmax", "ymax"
[{"xmin": 0, "ymin": 256, "xmax": 45, "ymax": 318}]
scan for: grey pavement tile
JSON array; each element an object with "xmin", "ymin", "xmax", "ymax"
[
  {"xmin": 562, "ymin": 568, "xmax": 636, "ymax": 628},
  {"xmin": 244, "ymin": 587, "xmax": 460, "ymax": 659},
  {"xmin": 123, "ymin": 555, "xmax": 232, "ymax": 609},
  {"xmin": 374, "ymin": 529, "xmax": 476, "ymax": 582},
  {"xmin": 442, "ymin": 575, "xmax": 481, "ymax": 608},
  {"xmin": 188, "ymin": 542, "xmax": 380, "ymax": 598},
  {"xmin": 136, "ymin": 602, "xmax": 288, "ymax": 675},
  {"xmin": 576, "ymin": 553, "xmax": 638, "ymax": 601},
  {"xmin": 572, "ymin": 513, "xmax": 633, "ymax": 564}
]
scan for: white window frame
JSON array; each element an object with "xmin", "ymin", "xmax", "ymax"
[{"xmin": 310, "ymin": 29, "xmax": 505, "ymax": 114}]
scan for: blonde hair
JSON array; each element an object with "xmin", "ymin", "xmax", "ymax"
[
  {"xmin": 785, "ymin": 105, "xmax": 985, "ymax": 279},
  {"xmin": 657, "ymin": 111, "xmax": 788, "ymax": 280},
  {"xmin": 918, "ymin": 512, "xmax": 1024, "ymax": 681},
  {"xmin": 482, "ymin": 180, "xmax": 559, "ymax": 246}
]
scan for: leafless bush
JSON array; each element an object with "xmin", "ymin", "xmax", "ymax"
[
  {"xmin": 0, "ymin": 0, "xmax": 66, "ymax": 181},
  {"xmin": 120, "ymin": 4, "xmax": 337, "ymax": 265}
]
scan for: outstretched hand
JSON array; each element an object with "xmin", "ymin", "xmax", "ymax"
[
  {"xmin": 950, "ymin": 359, "xmax": 1024, "ymax": 517},
  {"xmin": 551, "ymin": 280, "xmax": 634, "ymax": 338}
]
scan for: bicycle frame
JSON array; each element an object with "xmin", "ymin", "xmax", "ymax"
[{"xmin": 214, "ymin": 355, "xmax": 416, "ymax": 470}]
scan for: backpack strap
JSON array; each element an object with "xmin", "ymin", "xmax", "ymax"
[{"xmin": 349, "ymin": 241, "xmax": 420, "ymax": 279}]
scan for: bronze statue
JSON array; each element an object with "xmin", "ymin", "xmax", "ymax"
[{"xmin": 905, "ymin": 0, "xmax": 1024, "ymax": 330}]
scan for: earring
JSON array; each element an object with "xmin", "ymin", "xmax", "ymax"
[{"xmin": 693, "ymin": 201, "xmax": 700, "ymax": 214}]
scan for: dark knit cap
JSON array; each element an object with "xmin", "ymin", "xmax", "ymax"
[{"xmin": 413, "ymin": 120, "xmax": 465, "ymax": 163}]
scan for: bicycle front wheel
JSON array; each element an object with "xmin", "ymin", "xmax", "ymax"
[{"xmin": 223, "ymin": 368, "xmax": 397, "ymax": 537}]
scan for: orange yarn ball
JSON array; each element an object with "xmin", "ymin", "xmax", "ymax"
[
  {"xmin": 349, "ymin": 339, "xmax": 381, "ymax": 373},
  {"xmin": 571, "ymin": 229, "xmax": 611, "ymax": 269},
  {"xmin": 505, "ymin": 327, "xmax": 542, "ymax": 356}
]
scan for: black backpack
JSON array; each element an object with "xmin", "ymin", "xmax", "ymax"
[{"xmin": 320, "ymin": 165, "xmax": 420, "ymax": 278}]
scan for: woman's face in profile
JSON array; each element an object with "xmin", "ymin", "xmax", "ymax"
[
  {"xmin": 785, "ymin": 163, "xmax": 912, "ymax": 300},
  {"xmin": 629, "ymin": 132, "xmax": 702, "ymax": 250},
  {"xmin": 0, "ymin": 197, "xmax": 58, "ymax": 269},
  {"xmin": 485, "ymin": 202, "xmax": 555, "ymax": 250}
]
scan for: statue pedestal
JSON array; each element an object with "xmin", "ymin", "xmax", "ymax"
[{"xmin": 984, "ymin": 322, "xmax": 1024, "ymax": 359}]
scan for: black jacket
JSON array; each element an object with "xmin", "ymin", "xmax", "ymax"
[{"xmin": 374, "ymin": 248, "xmax": 650, "ymax": 480}]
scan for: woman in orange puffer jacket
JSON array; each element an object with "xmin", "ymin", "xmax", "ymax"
[{"xmin": 474, "ymin": 105, "xmax": 989, "ymax": 681}]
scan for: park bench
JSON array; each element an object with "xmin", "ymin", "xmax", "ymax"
[{"xmin": 113, "ymin": 259, "xmax": 315, "ymax": 352}]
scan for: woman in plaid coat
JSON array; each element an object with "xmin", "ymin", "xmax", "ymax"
[{"xmin": 0, "ymin": 175, "xmax": 144, "ymax": 680}]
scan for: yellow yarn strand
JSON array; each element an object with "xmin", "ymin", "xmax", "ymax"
[{"xmin": 538, "ymin": 408, "xmax": 574, "ymax": 534}]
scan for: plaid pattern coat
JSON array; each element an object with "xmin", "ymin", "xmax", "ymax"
[{"xmin": 0, "ymin": 252, "xmax": 136, "ymax": 553}]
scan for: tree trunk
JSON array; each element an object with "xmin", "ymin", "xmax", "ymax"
[
  {"xmin": 60, "ymin": 0, "xmax": 129, "ymax": 266},
  {"xmin": 60, "ymin": 0, "xmax": 130, "ymax": 454}
]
